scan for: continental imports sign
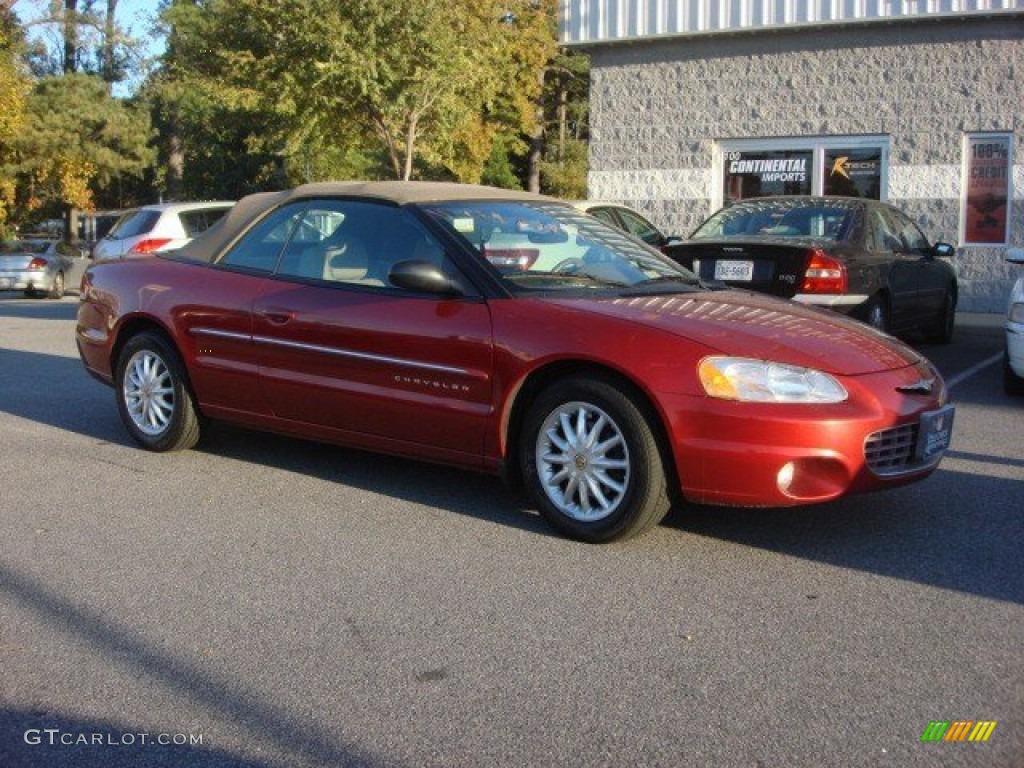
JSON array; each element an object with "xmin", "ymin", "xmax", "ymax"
[{"xmin": 723, "ymin": 150, "xmax": 812, "ymax": 202}]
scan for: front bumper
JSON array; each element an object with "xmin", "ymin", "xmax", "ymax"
[
  {"xmin": 1007, "ymin": 320, "xmax": 1024, "ymax": 378},
  {"xmin": 664, "ymin": 361, "xmax": 950, "ymax": 507}
]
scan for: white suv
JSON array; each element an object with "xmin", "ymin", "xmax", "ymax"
[{"xmin": 92, "ymin": 201, "xmax": 234, "ymax": 259}]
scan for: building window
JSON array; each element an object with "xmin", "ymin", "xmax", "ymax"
[
  {"xmin": 961, "ymin": 132, "xmax": 1013, "ymax": 246},
  {"xmin": 717, "ymin": 137, "xmax": 889, "ymax": 207}
]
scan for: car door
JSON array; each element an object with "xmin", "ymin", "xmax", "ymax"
[
  {"xmin": 250, "ymin": 199, "xmax": 495, "ymax": 466},
  {"xmin": 871, "ymin": 207, "xmax": 920, "ymax": 331},
  {"xmin": 887, "ymin": 206, "xmax": 949, "ymax": 319},
  {"xmin": 183, "ymin": 202, "xmax": 309, "ymax": 416}
]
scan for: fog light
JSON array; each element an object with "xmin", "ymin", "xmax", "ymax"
[{"xmin": 777, "ymin": 462, "xmax": 795, "ymax": 493}]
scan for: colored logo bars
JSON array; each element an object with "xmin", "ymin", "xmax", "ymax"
[{"xmin": 921, "ymin": 721, "xmax": 997, "ymax": 742}]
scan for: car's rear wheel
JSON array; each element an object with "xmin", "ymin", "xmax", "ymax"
[
  {"xmin": 1005, "ymin": 348, "xmax": 1024, "ymax": 397},
  {"xmin": 48, "ymin": 271, "xmax": 65, "ymax": 300},
  {"xmin": 521, "ymin": 376, "xmax": 670, "ymax": 543},
  {"xmin": 115, "ymin": 332, "xmax": 201, "ymax": 451}
]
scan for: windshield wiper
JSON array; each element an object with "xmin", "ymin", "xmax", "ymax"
[{"xmin": 630, "ymin": 275, "xmax": 702, "ymax": 289}]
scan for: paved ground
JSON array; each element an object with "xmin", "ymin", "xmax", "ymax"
[{"xmin": 0, "ymin": 297, "xmax": 1020, "ymax": 767}]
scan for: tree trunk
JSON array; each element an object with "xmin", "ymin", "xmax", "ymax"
[
  {"xmin": 402, "ymin": 115, "xmax": 418, "ymax": 181},
  {"xmin": 526, "ymin": 67, "xmax": 547, "ymax": 193},
  {"xmin": 102, "ymin": 0, "xmax": 119, "ymax": 94},
  {"xmin": 166, "ymin": 117, "xmax": 184, "ymax": 202},
  {"xmin": 63, "ymin": 0, "xmax": 78, "ymax": 74}
]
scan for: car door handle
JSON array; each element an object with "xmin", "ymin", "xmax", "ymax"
[{"xmin": 258, "ymin": 309, "xmax": 295, "ymax": 325}]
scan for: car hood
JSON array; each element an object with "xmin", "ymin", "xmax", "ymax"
[{"xmin": 552, "ymin": 289, "xmax": 923, "ymax": 376}]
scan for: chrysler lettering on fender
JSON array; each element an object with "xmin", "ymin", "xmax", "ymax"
[{"xmin": 394, "ymin": 375, "xmax": 471, "ymax": 393}]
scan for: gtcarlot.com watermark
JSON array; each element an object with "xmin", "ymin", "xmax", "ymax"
[{"xmin": 24, "ymin": 728, "xmax": 203, "ymax": 747}]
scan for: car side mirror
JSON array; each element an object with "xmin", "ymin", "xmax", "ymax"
[
  {"xmin": 933, "ymin": 242, "xmax": 955, "ymax": 258},
  {"xmin": 388, "ymin": 259, "xmax": 465, "ymax": 296},
  {"xmin": 1007, "ymin": 247, "xmax": 1024, "ymax": 265}
]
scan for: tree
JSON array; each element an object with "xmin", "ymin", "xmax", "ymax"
[
  {"xmin": 154, "ymin": 0, "xmax": 558, "ymax": 187},
  {"xmin": 0, "ymin": 6, "xmax": 30, "ymax": 233},
  {"xmin": 5, "ymin": 73, "xmax": 154, "ymax": 220},
  {"xmin": 19, "ymin": 0, "xmax": 136, "ymax": 91}
]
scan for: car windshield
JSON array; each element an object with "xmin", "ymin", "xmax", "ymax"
[
  {"xmin": 419, "ymin": 201, "xmax": 699, "ymax": 294},
  {"xmin": 692, "ymin": 199, "xmax": 856, "ymax": 241},
  {"xmin": 0, "ymin": 240, "xmax": 50, "ymax": 254},
  {"xmin": 107, "ymin": 210, "xmax": 161, "ymax": 240}
]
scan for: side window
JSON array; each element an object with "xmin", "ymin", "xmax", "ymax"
[
  {"xmin": 888, "ymin": 208, "xmax": 930, "ymax": 251},
  {"xmin": 869, "ymin": 209, "xmax": 902, "ymax": 253},
  {"xmin": 588, "ymin": 208, "xmax": 620, "ymax": 229},
  {"xmin": 219, "ymin": 203, "xmax": 307, "ymax": 273},
  {"xmin": 617, "ymin": 208, "xmax": 661, "ymax": 245},
  {"xmin": 275, "ymin": 200, "xmax": 454, "ymax": 290}
]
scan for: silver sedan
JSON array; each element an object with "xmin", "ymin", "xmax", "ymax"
[{"xmin": 0, "ymin": 239, "xmax": 91, "ymax": 299}]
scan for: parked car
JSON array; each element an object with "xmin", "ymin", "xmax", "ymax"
[
  {"xmin": 665, "ymin": 196, "xmax": 958, "ymax": 341},
  {"xmin": 77, "ymin": 182, "xmax": 954, "ymax": 543},
  {"xmin": 0, "ymin": 238, "xmax": 90, "ymax": 299},
  {"xmin": 1005, "ymin": 248, "xmax": 1024, "ymax": 396},
  {"xmin": 572, "ymin": 201, "xmax": 680, "ymax": 251},
  {"xmin": 92, "ymin": 201, "xmax": 234, "ymax": 260}
]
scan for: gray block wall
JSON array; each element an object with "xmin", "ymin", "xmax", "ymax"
[{"xmin": 585, "ymin": 17, "xmax": 1023, "ymax": 312}]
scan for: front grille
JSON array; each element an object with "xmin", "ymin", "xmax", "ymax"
[{"xmin": 864, "ymin": 423, "xmax": 920, "ymax": 476}]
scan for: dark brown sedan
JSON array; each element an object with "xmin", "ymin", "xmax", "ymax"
[{"xmin": 665, "ymin": 196, "xmax": 958, "ymax": 342}]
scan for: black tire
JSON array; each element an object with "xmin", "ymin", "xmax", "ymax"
[
  {"xmin": 864, "ymin": 295, "xmax": 889, "ymax": 333},
  {"xmin": 48, "ymin": 271, "xmax": 65, "ymax": 300},
  {"xmin": 520, "ymin": 375, "xmax": 670, "ymax": 543},
  {"xmin": 1005, "ymin": 349, "xmax": 1024, "ymax": 397},
  {"xmin": 928, "ymin": 287, "xmax": 955, "ymax": 344},
  {"xmin": 114, "ymin": 331, "xmax": 201, "ymax": 451}
]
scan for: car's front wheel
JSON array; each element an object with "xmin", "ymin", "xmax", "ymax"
[
  {"xmin": 115, "ymin": 332, "xmax": 201, "ymax": 451},
  {"xmin": 928, "ymin": 287, "xmax": 956, "ymax": 344},
  {"xmin": 521, "ymin": 376, "xmax": 671, "ymax": 543}
]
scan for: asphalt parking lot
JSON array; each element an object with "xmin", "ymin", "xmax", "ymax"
[{"xmin": 0, "ymin": 295, "xmax": 1021, "ymax": 768}]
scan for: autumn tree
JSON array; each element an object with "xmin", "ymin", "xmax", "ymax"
[
  {"xmin": 4, "ymin": 73, "xmax": 153, "ymax": 220},
  {"xmin": 0, "ymin": 6, "xmax": 29, "ymax": 233}
]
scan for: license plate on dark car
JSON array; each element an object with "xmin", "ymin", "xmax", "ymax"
[
  {"xmin": 915, "ymin": 404, "xmax": 955, "ymax": 460},
  {"xmin": 714, "ymin": 260, "xmax": 754, "ymax": 281}
]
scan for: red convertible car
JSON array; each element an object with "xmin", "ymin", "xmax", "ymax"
[{"xmin": 76, "ymin": 182, "xmax": 954, "ymax": 542}]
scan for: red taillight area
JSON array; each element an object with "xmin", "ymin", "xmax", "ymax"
[
  {"xmin": 484, "ymin": 248, "xmax": 540, "ymax": 271},
  {"xmin": 27, "ymin": 257, "xmax": 48, "ymax": 270},
  {"xmin": 129, "ymin": 238, "xmax": 173, "ymax": 254},
  {"xmin": 801, "ymin": 250, "xmax": 847, "ymax": 294}
]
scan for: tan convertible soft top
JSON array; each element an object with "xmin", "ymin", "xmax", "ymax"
[{"xmin": 175, "ymin": 181, "xmax": 556, "ymax": 264}]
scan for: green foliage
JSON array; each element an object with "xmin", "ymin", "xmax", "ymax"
[
  {"xmin": 481, "ymin": 132, "xmax": 525, "ymax": 190},
  {"xmin": 0, "ymin": 8, "xmax": 30, "ymax": 233},
  {"xmin": 540, "ymin": 137, "xmax": 588, "ymax": 199},
  {"xmin": 154, "ymin": 0, "xmax": 565, "ymax": 187},
  {"xmin": 4, "ymin": 73, "xmax": 154, "ymax": 217}
]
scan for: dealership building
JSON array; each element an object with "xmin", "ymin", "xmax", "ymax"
[{"xmin": 559, "ymin": 0, "xmax": 1023, "ymax": 311}]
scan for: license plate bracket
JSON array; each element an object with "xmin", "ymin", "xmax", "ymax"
[{"xmin": 915, "ymin": 404, "xmax": 955, "ymax": 461}]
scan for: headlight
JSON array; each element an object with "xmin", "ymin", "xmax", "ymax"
[
  {"xmin": 698, "ymin": 356, "xmax": 848, "ymax": 403},
  {"xmin": 1009, "ymin": 302, "xmax": 1024, "ymax": 324}
]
